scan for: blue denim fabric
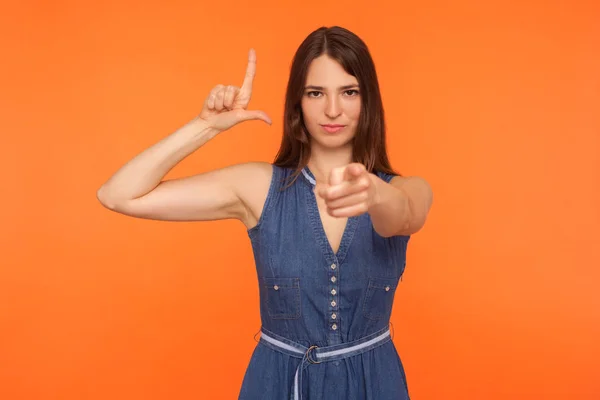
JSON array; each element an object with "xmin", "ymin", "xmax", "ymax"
[{"xmin": 239, "ymin": 165, "xmax": 411, "ymax": 400}]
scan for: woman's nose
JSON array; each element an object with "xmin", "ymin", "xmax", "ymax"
[{"xmin": 325, "ymin": 96, "xmax": 342, "ymax": 118}]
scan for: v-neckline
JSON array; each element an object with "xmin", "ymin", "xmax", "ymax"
[{"xmin": 302, "ymin": 167, "xmax": 359, "ymax": 264}]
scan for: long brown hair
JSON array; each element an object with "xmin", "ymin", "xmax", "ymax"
[{"xmin": 273, "ymin": 26, "xmax": 400, "ymax": 186}]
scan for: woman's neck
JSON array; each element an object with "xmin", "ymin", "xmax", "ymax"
[{"xmin": 307, "ymin": 146, "xmax": 353, "ymax": 185}]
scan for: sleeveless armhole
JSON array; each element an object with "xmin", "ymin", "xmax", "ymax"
[
  {"xmin": 377, "ymin": 171, "xmax": 397, "ymax": 184},
  {"xmin": 247, "ymin": 164, "xmax": 281, "ymax": 235}
]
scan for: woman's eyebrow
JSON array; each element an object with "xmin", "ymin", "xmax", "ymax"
[{"xmin": 304, "ymin": 84, "xmax": 359, "ymax": 90}]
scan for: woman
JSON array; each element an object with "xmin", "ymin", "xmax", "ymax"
[{"xmin": 97, "ymin": 26, "xmax": 433, "ymax": 400}]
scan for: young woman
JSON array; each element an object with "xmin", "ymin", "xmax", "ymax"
[{"xmin": 97, "ymin": 26, "xmax": 433, "ymax": 400}]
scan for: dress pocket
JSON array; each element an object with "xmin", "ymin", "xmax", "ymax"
[
  {"xmin": 262, "ymin": 277, "xmax": 301, "ymax": 319},
  {"xmin": 362, "ymin": 277, "xmax": 398, "ymax": 320}
]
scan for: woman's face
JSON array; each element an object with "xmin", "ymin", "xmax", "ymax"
[{"xmin": 301, "ymin": 55, "xmax": 361, "ymax": 150}]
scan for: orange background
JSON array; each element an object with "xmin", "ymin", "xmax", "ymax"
[{"xmin": 1, "ymin": 0, "xmax": 599, "ymax": 399}]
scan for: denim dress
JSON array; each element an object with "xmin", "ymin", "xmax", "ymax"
[{"xmin": 238, "ymin": 164, "xmax": 411, "ymax": 400}]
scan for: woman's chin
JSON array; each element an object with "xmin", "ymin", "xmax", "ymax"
[{"xmin": 309, "ymin": 132, "xmax": 355, "ymax": 149}]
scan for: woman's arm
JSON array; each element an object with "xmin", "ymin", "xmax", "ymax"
[
  {"xmin": 96, "ymin": 117, "xmax": 218, "ymax": 207},
  {"xmin": 96, "ymin": 49, "xmax": 272, "ymax": 227},
  {"xmin": 368, "ymin": 175, "xmax": 433, "ymax": 237},
  {"xmin": 316, "ymin": 163, "xmax": 433, "ymax": 237}
]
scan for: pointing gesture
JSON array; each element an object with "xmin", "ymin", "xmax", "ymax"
[
  {"xmin": 318, "ymin": 163, "xmax": 379, "ymax": 218},
  {"xmin": 199, "ymin": 49, "xmax": 272, "ymax": 131}
]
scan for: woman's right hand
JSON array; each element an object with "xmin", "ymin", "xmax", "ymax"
[{"xmin": 198, "ymin": 49, "xmax": 272, "ymax": 132}]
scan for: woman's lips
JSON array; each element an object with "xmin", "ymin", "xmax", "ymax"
[{"xmin": 321, "ymin": 124, "xmax": 346, "ymax": 133}]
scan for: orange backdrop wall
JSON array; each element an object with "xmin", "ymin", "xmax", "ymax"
[{"xmin": 1, "ymin": 0, "xmax": 599, "ymax": 399}]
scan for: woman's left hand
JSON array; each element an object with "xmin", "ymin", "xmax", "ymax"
[{"xmin": 317, "ymin": 163, "xmax": 379, "ymax": 218}]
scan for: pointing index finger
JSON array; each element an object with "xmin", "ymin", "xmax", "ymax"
[{"xmin": 240, "ymin": 48, "xmax": 257, "ymax": 95}]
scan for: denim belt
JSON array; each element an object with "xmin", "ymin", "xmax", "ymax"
[{"xmin": 259, "ymin": 326, "xmax": 392, "ymax": 400}]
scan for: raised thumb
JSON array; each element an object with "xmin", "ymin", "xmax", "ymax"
[{"xmin": 236, "ymin": 109, "xmax": 272, "ymax": 125}]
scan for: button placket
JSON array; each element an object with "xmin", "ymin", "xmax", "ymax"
[{"xmin": 329, "ymin": 262, "xmax": 339, "ymax": 331}]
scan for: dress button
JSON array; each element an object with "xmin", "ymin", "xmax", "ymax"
[
  {"xmin": 274, "ymin": 285, "xmax": 279, "ymax": 290},
  {"xmin": 332, "ymin": 323, "xmax": 338, "ymax": 330},
  {"xmin": 331, "ymin": 276, "xmax": 337, "ymax": 283},
  {"xmin": 331, "ymin": 289, "xmax": 337, "ymax": 295},
  {"xmin": 331, "ymin": 264, "xmax": 337, "ymax": 270},
  {"xmin": 385, "ymin": 286, "xmax": 390, "ymax": 292},
  {"xmin": 331, "ymin": 313, "xmax": 337, "ymax": 319},
  {"xmin": 331, "ymin": 300, "xmax": 336, "ymax": 307}
]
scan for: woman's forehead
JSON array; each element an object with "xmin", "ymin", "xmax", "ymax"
[{"xmin": 305, "ymin": 55, "xmax": 358, "ymax": 87}]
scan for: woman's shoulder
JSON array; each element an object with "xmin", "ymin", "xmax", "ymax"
[
  {"xmin": 234, "ymin": 162, "xmax": 293, "ymax": 187},
  {"xmin": 235, "ymin": 162, "xmax": 293, "ymax": 230}
]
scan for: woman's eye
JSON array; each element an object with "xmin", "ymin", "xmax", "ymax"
[
  {"xmin": 307, "ymin": 91, "xmax": 322, "ymax": 98},
  {"xmin": 344, "ymin": 89, "xmax": 359, "ymax": 96}
]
